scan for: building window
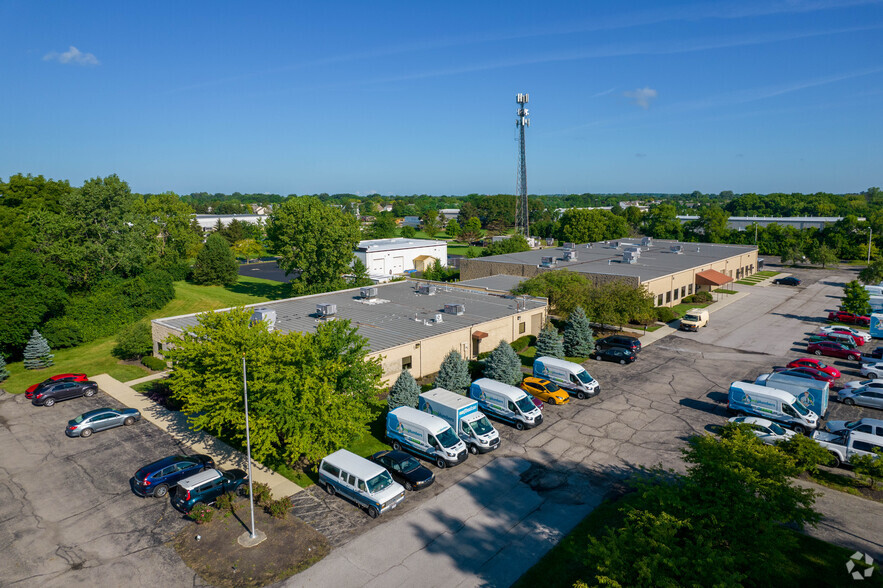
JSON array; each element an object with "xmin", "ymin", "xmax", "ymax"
[
  {"xmin": 681, "ymin": 286, "xmax": 686, "ymax": 298},
  {"xmin": 673, "ymin": 288, "xmax": 679, "ymax": 300},
  {"xmin": 657, "ymin": 294, "xmax": 663, "ymax": 306},
  {"xmin": 666, "ymin": 291, "xmax": 671, "ymax": 303},
  {"xmin": 519, "ymin": 322, "xmax": 526, "ymax": 334},
  {"xmin": 688, "ymin": 284, "xmax": 693, "ymax": 295},
  {"xmin": 402, "ymin": 356, "xmax": 412, "ymax": 370},
  {"xmin": 157, "ymin": 342, "xmax": 163, "ymax": 351}
]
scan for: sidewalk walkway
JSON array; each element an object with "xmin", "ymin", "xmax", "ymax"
[
  {"xmin": 796, "ymin": 478, "xmax": 883, "ymax": 560},
  {"xmin": 91, "ymin": 373, "xmax": 302, "ymax": 498},
  {"xmin": 124, "ymin": 371, "xmax": 169, "ymax": 386},
  {"xmin": 640, "ymin": 289, "xmax": 751, "ymax": 347}
]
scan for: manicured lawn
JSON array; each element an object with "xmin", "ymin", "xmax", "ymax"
[
  {"xmin": 714, "ymin": 288, "xmax": 739, "ymax": 295},
  {"xmin": 2, "ymin": 276, "xmax": 287, "ymax": 395},
  {"xmin": 513, "ymin": 493, "xmax": 883, "ymax": 588},
  {"xmin": 671, "ymin": 301, "xmax": 712, "ymax": 316},
  {"xmin": 517, "ymin": 346, "xmax": 587, "ymax": 367}
]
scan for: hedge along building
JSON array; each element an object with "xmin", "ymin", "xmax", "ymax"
[
  {"xmin": 460, "ymin": 238, "xmax": 758, "ymax": 308},
  {"xmin": 150, "ymin": 280, "xmax": 547, "ymax": 385}
]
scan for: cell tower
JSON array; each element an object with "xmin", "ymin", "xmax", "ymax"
[{"xmin": 515, "ymin": 93, "xmax": 530, "ymax": 237}]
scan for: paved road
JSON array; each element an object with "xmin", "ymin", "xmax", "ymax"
[{"xmin": 239, "ymin": 260, "xmax": 290, "ymax": 283}]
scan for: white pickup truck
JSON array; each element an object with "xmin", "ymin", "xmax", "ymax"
[{"xmin": 811, "ymin": 429, "xmax": 883, "ymax": 468}]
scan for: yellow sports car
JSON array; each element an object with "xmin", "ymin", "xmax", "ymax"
[{"xmin": 519, "ymin": 377, "xmax": 570, "ymax": 405}]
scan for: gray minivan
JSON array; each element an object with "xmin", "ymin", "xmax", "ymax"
[{"xmin": 318, "ymin": 449, "xmax": 405, "ymax": 518}]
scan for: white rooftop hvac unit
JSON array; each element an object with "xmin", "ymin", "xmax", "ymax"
[
  {"xmin": 624, "ymin": 246, "xmax": 641, "ymax": 256},
  {"xmin": 250, "ymin": 308, "xmax": 277, "ymax": 331},
  {"xmin": 545, "ymin": 237, "xmax": 555, "ymax": 246},
  {"xmin": 540, "ymin": 256, "xmax": 556, "ymax": 268},
  {"xmin": 563, "ymin": 242, "xmax": 575, "ymax": 250},
  {"xmin": 623, "ymin": 252, "xmax": 638, "ymax": 264},
  {"xmin": 316, "ymin": 303, "xmax": 337, "ymax": 317},
  {"xmin": 360, "ymin": 287, "xmax": 378, "ymax": 299},
  {"xmin": 641, "ymin": 236, "xmax": 653, "ymax": 247},
  {"xmin": 417, "ymin": 283, "xmax": 437, "ymax": 295},
  {"xmin": 444, "ymin": 303, "xmax": 465, "ymax": 316},
  {"xmin": 563, "ymin": 249, "xmax": 577, "ymax": 261},
  {"xmin": 670, "ymin": 245, "xmax": 684, "ymax": 254}
]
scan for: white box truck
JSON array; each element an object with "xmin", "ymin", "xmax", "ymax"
[
  {"xmin": 532, "ymin": 356, "xmax": 600, "ymax": 399},
  {"xmin": 468, "ymin": 378, "xmax": 543, "ymax": 430},
  {"xmin": 418, "ymin": 388, "xmax": 500, "ymax": 455},
  {"xmin": 679, "ymin": 308, "xmax": 709, "ymax": 331},
  {"xmin": 386, "ymin": 406, "xmax": 468, "ymax": 468},
  {"xmin": 727, "ymin": 381, "xmax": 819, "ymax": 434},
  {"xmin": 754, "ymin": 372, "xmax": 829, "ymax": 419}
]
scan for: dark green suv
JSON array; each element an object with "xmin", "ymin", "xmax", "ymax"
[{"xmin": 170, "ymin": 467, "xmax": 248, "ymax": 512}]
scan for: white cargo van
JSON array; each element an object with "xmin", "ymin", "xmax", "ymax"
[
  {"xmin": 418, "ymin": 388, "xmax": 500, "ymax": 454},
  {"xmin": 679, "ymin": 308, "xmax": 709, "ymax": 331},
  {"xmin": 727, "ymin": 381, "xmax": 819, "ymax": 434},
  {"xmin": 386, "ymin": 406, "xmax": 468, "ymax": 468},
  {"xmin": 468, "ymin": 378, "xmax": 543, "ymax": 430},
  {"xmin": 532, "ymin": 356, "xmax": 600, "ymax": 399},
  {"xmin": 318, "ymin": 449, "xmax": 405, "ymax": 518}
]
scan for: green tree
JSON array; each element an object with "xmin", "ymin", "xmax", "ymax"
[
  {"xmin": 842, "ymin": 280, "xmax": 872, "ymax": 315},
  {"xmin": 23, "ymin": 329, "xmax": 54, "ymax": 369},
  {"xmin": 776, "ymin": 433, "xmax": 836, "ymax": 474},
  {"xmin": 481, "ymin": 234, "xmax": 531, "ymax": 257},
  {"xmin": 400, "ymin": 225, "xmax": 416, "ymax": 239},
  {"xmin": 859, "ymin": 259, "xmax": 883, "ymax": 284},
  {"xmin": 0, "ymin": 354, "xmax": 8, "ymax": 382},
  {"xmin": 459, "ymin": 217, "xmax": 483, "ymax": 243},
  {"xmin": 268, "ymin": 196, "xmax": 362, "ymax": 295},
  {"xmin": 112, "ymin": 321, "xmax": 154, "ymax": 360},
  {"xmin": 695, "ymin": 205, "xmax": 730, "ymax": 243},
  {"xmin": 514, "ymin": 270, "xmax": 592, "ymax": 316},
  {"xmin": 434, "ymin": 350, "xmax": 471, "ymax": 395},
  {"xmin": 643, "ymin": 204, "xmax": 683, "ymax": 240},
  {"xmin": 190, "ymin": 233, "xmax": 239, "ymax": 286},
  {"xmin": 483, "ymin": 340, "xmax": 523, "ymax": 386},
  {"xmin": 388, "ymin": 369, "xmax": 420, "ymax": 410},
  {"xmin": 465, "ymin": 245, "xmax": 481, "ymax": 258},
  {"xmin": 557, "ymin": 209, "xmax": 629, "ymax": 243},
  {"xmin": 348, "ymin": 257, "xmax": 373, "ymax": 287},
  {"xmin": 779, "ymin": 244, "xmax": 805, "ymax": 265},
  {"xmin": 563, "ymin": 306, "xmax": 595, "ymax": 357},
  {"xmin": 446, "ymin": 219, "xmax": 461, "ymax": 239},
  {"xmin": 536, "ymin": 322, "xmax": 565, "ymax": 359},
  {"xmin": 165, "ymin": 308, "xmax": 382, "ymax": 465},
  {"xmin": 851, "ymin": 450, "xmax": 883, "ymax": 489},
  {"xmin": 232, "ymin": 238, "xmax": 264, "ymax": 263},
  {"xmin": 807, "ymin": 243, "xmax": 838, "ymax": 268},
  {"xmin": 422, "ymin": 209, "xmax": 440, "ymax": 239},
  {"xmin": 369, "ymin": 214, "xmax": 397, "ymax": 239}
]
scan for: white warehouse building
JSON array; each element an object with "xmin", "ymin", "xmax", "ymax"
[{"xmin": 355, "ymin": 238, "xmax": 447, "ymax": 278}]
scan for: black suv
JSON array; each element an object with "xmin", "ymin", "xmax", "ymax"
[
  {"xmin": 32, "ymin": 381, "xmax": 99, "ymax": 407},
  {"xmin": 595, "ymin": 335, "xmax": 642, "ymax": 354},
  {"xmin": 171, "ymin": 468, "xmax": 248, "ymax": 512},
  {"xmin": 133, "ymin": 454, "xmax": 216, "ymax": 498}
]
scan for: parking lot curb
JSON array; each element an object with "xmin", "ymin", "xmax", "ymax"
[{"xmin": 91, "ymin": 373, "xmax": 303, "ymax": 498}]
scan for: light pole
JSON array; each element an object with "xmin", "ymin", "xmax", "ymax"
[
  {"xmin": 238, "ymin": 354, "xmax": 266, "ymax": 547},
  {"xmin": 868, "ymin": 227, "xmax": 873, "ymax": 265}
]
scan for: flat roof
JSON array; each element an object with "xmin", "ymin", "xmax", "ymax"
[
  {"xmin": 357, "ymin": 238, "xmax": 447, "ymax": 253},
  {"xmin": 153, "ymin": 279, "xmax": 546, "ymax": 354},
  {"xmin": 457, "ymin": 275, "xmax": 526, "ymax": 292},
  {"xmin": 472, "ymin": 239, "xmax": 756, "ymax": 282}
]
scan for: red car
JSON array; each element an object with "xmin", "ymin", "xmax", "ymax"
[
  {"xmin": 807, "ymin": 341, "xmax": 861, "ymax": 361},
  {"xmin": 773, "ymin": 366, "xmax": 836, "ymax": 383},
  {"xmin": 828, "ymin": 311, "xmax": 870, "ymax": 327},
  {"xmin": 786, "ymin": 358, "xmax": 841, "ymax": 379},
  {"xmin": 25, "ymin": 373, "xmax": 88, "ymax": 398}
]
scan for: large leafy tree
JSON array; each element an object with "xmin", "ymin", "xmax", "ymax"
[
  {"xmin": 190, "ymin": 233, "xmax": 239, "ymax": 286},
  {"xmin": 135, "ymin": 192, "xmax": 200, "ymax": 272},
  {"xmin": 421, "ymin": 209, "xmax": 440, "ymax": 238},
  {"xmin": 268, "ymin": 196, "xmax": 362, "ymax": 295},
  {"xmin": 483, "ymin": 340, "xmax": 523, "ymax": 386},
  {"xmin": 557, "ymin": 209, "xmax": 628, "ymax": 243},
  {"xmin": 434, "ymin": 350, "xmax": 471, "ymax": 395},
  {"xmin": 859, "ymin": 259, "xmax": 883, "ymax": 284},
  {"xmin": 165, "ymin": 308, "xmax": 382, "ymax": 465},
  {"xmin": 691, "ymin": 204, "xmax": 730, "ymax": 243},
  {"xmin": 459, "ymin": 217, "xmax": 483, "ymax": 243},
  {"xmin": 481, "ymin": 234, "xmax": 531, "ymax": 257},
  {"xmin": 643, "ymin": 203, "xmax": 683, "ymax": 240},
  {"xmin": 841, "ymin": 280, "xmax": 872, "ymax": 315}
]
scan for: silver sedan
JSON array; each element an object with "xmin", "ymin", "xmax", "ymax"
[
  {"xmin": 837, "ymin": 387, "xmax": 883, "ymax": 410},
  {"xmin": 66, "ymin": 408, "xmax": 142, "ymax": 438}
]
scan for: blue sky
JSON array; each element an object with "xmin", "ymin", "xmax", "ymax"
[{"xmin": 1, "ymin": 1, "xmax": 881, "ymax": 196}]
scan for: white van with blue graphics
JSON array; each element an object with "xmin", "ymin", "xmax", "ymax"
[
  {"xmin": 318, "ymin": 449, "xmax": 405, "ymax": 518},
  {"xmin": 418, "ymin": 388, "xmax": 500, "ymax": 455},
  {"xmin": 468, "ymin": 378, "xmax": 543, "ymax": 430},
  {"xmin": 386, "ymin": 406, "xmax": 468, "ymax": 468},
  {"xmin": 727, "ymin": 381, "xmax": 819, "ymax": 434},
  {"xmin": 533, "ymin": 356, "xmax": 600, "ymax": 399}
]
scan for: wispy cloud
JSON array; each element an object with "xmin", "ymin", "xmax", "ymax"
[
  {"xmin": 43, "ymin": 46, "xmax": 99, "ymax": 66},
  {"xmin": 624, "ymin": 87, "xmax": 658, "ymax": 109},
  {"xmin": 591, "ymin": 87, "xmax": 617, "ymax": 99}
]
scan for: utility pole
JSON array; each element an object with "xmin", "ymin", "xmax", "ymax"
[{"xmin": 515, "ymin": 93, "xmax": 530, "ymax": 238}]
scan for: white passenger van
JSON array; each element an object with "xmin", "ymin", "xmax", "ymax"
[
  {"xmin": 318, "ymin": 449, "xmax": 405, "ymax": 518},
  {"xmin": 468, "ymin": 378, "xmax": 543, "ymax": 430}
]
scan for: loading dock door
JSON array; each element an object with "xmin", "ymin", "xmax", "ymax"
[
  {"xmin": 371, "ymin": 257, "xmax": 385, "ymax": 274},
  {"xmin": 391, "ymin": 256, "xmax": 405, "ymax": 274}
]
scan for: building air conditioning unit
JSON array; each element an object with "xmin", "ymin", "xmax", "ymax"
[
  {"xmin": 563, "ymin": 242, "xmax": 575, "ymax": 250},
  {"xmin": 545, "ymin": 237, "xmax": 555, "ymax": 246},
  {"xmin": 563, "ymin": 250, "xmax": 577, "ymax": 261},
  {"xmin": 250, "ymin": 308, "xmax": 277, "ymax": 331},
  {"xmin": 670, "ymin": 245, "xmax": 684, "ymax": 254},
  {"xmin": 625, "ymin": 246, "xmax": 641, "ymax": 257},
  {"xmin": 540, "ymin": 256, "xmax": 556, "ymax": 268},
  {"xmin": 444, "ymin": 303, "xmax": 466, "ymax": 316},
  {"xmin": 360, "ymin": 287, "xmax": 378, "ymax": 299},
  {"xmin": 435, "ymin": 313, "xmax": 444, "ymax": 323},
  {"xmin": 641, "ymin": 236, "xmax": 653, "ymax": 247},
  {"xmin": 417, "ymin": 283, "xmax": 437, "ymax": 295},
  {"xmin": 623, "ymin": 252, "xmax": 638, "ymax": 264},
  {"xmin": 316, "ymin": 303, "xmax": 337, "ymax": 317}
]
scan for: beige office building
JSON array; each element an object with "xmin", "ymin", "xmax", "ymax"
[{"xmin": 151, "ymin": 280, "xmax": 547, "ymax": 385}]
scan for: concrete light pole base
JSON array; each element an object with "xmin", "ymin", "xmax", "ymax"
[{"xmin": 237, "ymin": 529, "xmax": 267, "ymax": 548}]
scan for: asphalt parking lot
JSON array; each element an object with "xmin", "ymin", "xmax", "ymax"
[
  {"xmin": 3, "ymin": 264, "xmax": 882, "ymax": 586},
  {"xmin": 0, "ymin": 391, "xmax": 202, "ymax": 587}
]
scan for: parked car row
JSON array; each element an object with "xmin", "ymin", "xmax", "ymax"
[{"xmin": 591, "ymin": 335, "xmax": 641, "ymax": 364}]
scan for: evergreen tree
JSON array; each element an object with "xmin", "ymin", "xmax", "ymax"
[
  {"xmin": 483, "ymin": 340, "xmax": 523, "ymax": 386},
  {"xmin": 434, "ymin": 350, "xmax": 471, "ymax": 395},
  {"xmin": 388, "ymin": 369, "xmax": 420, "ymax": 410},
  {"xmin": 536, "ymin": 322, "xmax": 565, "ymax": 359},
  {"xmin": 842, "ymin": 280, "xmax": 872, "ymax": 315},
  {"xmin": 0, "ymin": 354, "xmax": 8, "ymax": 383},
  {"xmin": 348, "ymin": 257, "xmax": 373, "ymax": 287},
  {"xmin": 190, "ymin": 233, "xmax": 239, "ymax": 286},
  {"xmin": 23, "ymin": 329, "xmax": 54, "ymax": 370},
  {"xmin": 564, "ymin": 306, "xmax": 595, "ymax": 357}
]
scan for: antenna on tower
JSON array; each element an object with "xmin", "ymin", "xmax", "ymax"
[{"xmin": 515, "ymin": 93, "xmax": 530, "ymax": 238}]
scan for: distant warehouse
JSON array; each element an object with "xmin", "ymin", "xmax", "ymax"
[
  {"xmin": 151, "ymin": 280, "xmax": 547, "ymax": 385},
  {"xmin": 460, "ymin": 238, "xmax": 758, "ymax": 307}
]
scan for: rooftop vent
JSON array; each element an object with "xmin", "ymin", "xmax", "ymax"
[
  {"xmin": 316, "ymin": 303, "xmax": 337, "ymax": 318},
  {"xmin": 250, "ymin": 308, "xmax": 277, "ymax": 331},
  {"xmin": 435, "ymin": 313, "xmax": 444, "ymax": 323},
  {"xmin": 540, "ymin": 256, "xmax": 556, "ymax": 268},
  {"xmin": 670, "ymin": 245, "xmax": 684, "ymax": 254},
  {"xmin": 417, "ymin": 283, "xmax": 437, "ymax": 295},
  {"xmin": 641, "ymin": 236, "xmax": 653, "ymax": 247},
  {"xmin": 360, "ymin": 287, "xmax": 378, "ymax": 299},
  {"xmin": 623, "ymin": 251, "xmax": 638, "ymax": 264},
  {"xmin": 624, "ymin": 246, "xmax": 641, "ymax": 256},
  {"xmin": 563, "ymin": 242, "xmax": 575, "ymax": 250},
  {"xmin": 444, "ymin": 303, "xmax": 465, "ymax": 316},
  {"xmin": 608, "ymin": 241, "xmax": 620, "ymax": 249},
  {"xmin": 563, "ymin": 249, "xmax": 577, "ymax": 261}
]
